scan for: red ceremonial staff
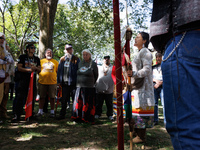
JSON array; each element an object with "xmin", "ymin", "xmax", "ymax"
[{"xmin": 113, "ymin": 0, "xmax": 124, "ymax": 149}]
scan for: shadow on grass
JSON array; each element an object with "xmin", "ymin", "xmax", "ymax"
[{"xmin": 0, "ymin": 99, "xmax": 173, "ymax": 150}]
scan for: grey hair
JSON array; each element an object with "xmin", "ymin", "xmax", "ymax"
[
  {"xmin": 45, "ymin": 48, "xmax": 52, "ymax": 54},
  {"xmin": 82, "ymin": 49, "xmax": 92, "ymax": 59},
  {"xmin": 155, "ymin": 52, "xmax": 162, "ymax": 57}
]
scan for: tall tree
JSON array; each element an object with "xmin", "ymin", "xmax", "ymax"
[
  {"xmin": 53, "ymin": 1, "xmax": 115, "ymax": 61},
  {"xmin": 0, "ymin": 0, "xmax": 10, "ymax": 34},
  {"xmin": 38, "ymin": 0, "xmax": 58, "ymax": 58},
  {"xmin": 0, "ymin": 0, "xmax": 39, "ymax": 59}
]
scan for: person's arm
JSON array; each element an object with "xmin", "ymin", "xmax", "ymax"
[
  {"xmin": 34, "ymin": 57, "xmax": 41, "ymax": 73},
  {"xmin": 17, "ymin": 62, "xmax": 41, "ymax": 73},
  {"xmin": 127, "ymin": 51, "xmax": 152, "ymax": 78},
  {"xmin": 0, "ymin": 54, "xmax": 14, "ymax": 64},
  {"xmin": 153, "ymin": 78, "xmax": 163, "ymax": 89},
  {"xmin": 57, "ymin": 61, "xmax": 63, "ymax": 84},
  {"xmin": 0, "ymin": 58, "xmax": 6, "ymax": 64},
  {"xmin": 17, "ymin": 63, "xmax": 31, "ymax": 72},
  {"xmin": 93, "ymin": 62, "xmax": 98, "ymax": 83}
]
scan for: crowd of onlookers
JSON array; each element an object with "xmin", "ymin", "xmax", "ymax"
[
  {"xmin": 0, "ymin": 36, "xmax": 117, "ymax": 125},
  {"xmin": 0, "ymin": 31, "xmax": 165, "ymax": 144},
  {"xmin": 1, "ymin": 1, "xmax": 200, "ymax": 148}
]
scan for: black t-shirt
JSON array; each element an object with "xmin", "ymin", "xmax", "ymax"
[{"xmin": 18, "ymin": 54, "xmax": 40, "ymax": 81}]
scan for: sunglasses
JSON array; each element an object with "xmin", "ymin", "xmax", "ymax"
[
  {"xmin": 30, "ymin": 47, "xmax": 36, "ymax": 49},
  {"xmin": 0, "ymin": 37, "xmax": 4, "ymax": 40}
]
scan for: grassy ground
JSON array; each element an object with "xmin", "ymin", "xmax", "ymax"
[{"xmin": 0, "ymin": 97, "xmax": 173, "ymax": 150}]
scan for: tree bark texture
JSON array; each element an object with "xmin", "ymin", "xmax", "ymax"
[{"xmin": 38, "ymin": 0, "xmax": 58, "ymax": 58}]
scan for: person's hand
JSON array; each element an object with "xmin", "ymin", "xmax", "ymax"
[
  {"xmin": 154, "ymin": 80, "xmax": 163, "ymax": 89},
  {"xmin": 154, "ymin": 83, "xmax": 160, "ymax": 89},
  {"xmin": 5, "ymin": 72, "xmax": 9, "ymax": 78},
  {"xmin": 31, "ymin": 65, "xmax": 37, "ymax": 72}
]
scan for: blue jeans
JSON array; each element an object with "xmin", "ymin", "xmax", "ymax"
[
  {"xmin": 162, "ymin": 30, "xmax": 200, "ymax": 150},
  {"xmin": 154, "ymin": 87, "xmax": 165, "ymax": 124}
]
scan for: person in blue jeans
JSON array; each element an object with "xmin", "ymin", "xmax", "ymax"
[
  {"xmin": 152, "ymin": 52, "xmax": 165, "ymax": 126},
  {"xmin": 150, "ymin": 1, "xmax": 200, "ymax": 149}
]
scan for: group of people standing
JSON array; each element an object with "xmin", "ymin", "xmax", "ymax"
[
  {"xmin": 8, "ymin": 42, "xmax": 114, "ymax": 125},
  {"xmin": 0, "ymin": 33, "xmax": 14, "ymax": 123},
  {"xmin": 1, "ymin": 0, "xmax": 200, "ymax": 149}
]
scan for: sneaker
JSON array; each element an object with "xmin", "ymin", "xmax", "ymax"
[
  {"xmin": 49, "ymin": 113, "xmax": 55, "ymax": 118},
  {"xmin": 95, "ymin": 115, "xmax": 100, "ymax": 119},
  {"xmin": 108, "ymin": 116, "xmax": 114, "ymax": 121},
  {"xmin": 36, "ymin": 94, "xmax": 40, "ymax": 101}
]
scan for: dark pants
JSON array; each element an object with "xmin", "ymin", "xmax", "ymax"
[
  {"xmin": 59, "ymin": 84, "xmax": 76, "ymax": 117},
  {"xmin": 9, "ymin": 82, "xmax": 14, "ymax": 100},
  {"xmin": 154, "ymin": 86, "xmax": 165, "ymax": 123},
  {"xmin": 95, "ymin": 93, "xmax": 113, "ymax": 117},
  {"xmin": 43, "ymin": 94, "xmax": 49, "ymax": 113},
  {"xmin": 13, "ymin": 82, "xmax": 26, "ymax": 114},
  {"xmin": 12, "ymin": 82, "xmax": 19, "ymax": 114},
  {"xmin": 15, "ymin": 76, "xmax": 36, "ymax": 118}
]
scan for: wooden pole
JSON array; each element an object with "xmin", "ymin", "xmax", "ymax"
[
  {"xmin": 113, "ymin": 0, "xmax": 124, "ymax": 149},
  {"xmin": 125, "ymin": 27, "xmax": 133, "ymax": 150}
]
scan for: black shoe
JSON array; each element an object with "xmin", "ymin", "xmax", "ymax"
[
  {"xmin": 29, "ymin": 115, "xmax": 38, "ymax": 121},
  {"xmin": 56, "ymin": 115, "xmax": 65, "ymax": 120},
  {"xmin": 11, "ymin": 115, "xmax": 20, "ymax": 123},
  {"xmin": 49, "ymin": 113, "xmax": 55, "ymax": 118}
]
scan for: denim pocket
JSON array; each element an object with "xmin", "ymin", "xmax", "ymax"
[{"xmin": 177, "ymin": 31, "xmax": 200, "ymax": 63}]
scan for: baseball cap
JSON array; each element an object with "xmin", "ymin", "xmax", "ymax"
[
  {"xmin": 104, "ymin": 55, "xmax": 110, "ymax": 59},
  {"xmin": 65, "ymin": 44, "xmax": 72, "ymax": 50}
]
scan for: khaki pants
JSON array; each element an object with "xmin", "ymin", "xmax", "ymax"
[{"xmin": 0, "ymin": 83, "xmax": 9, "ymax": 116}]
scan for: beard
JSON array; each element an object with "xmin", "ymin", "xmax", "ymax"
[{"xmin": 46, "ymin": 56, "xmax": 52, "ymax": 60}]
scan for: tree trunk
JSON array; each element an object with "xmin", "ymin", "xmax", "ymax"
[{"xmin": 38, "ymin": 0, "xmax": 58, "ymax": 58}]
